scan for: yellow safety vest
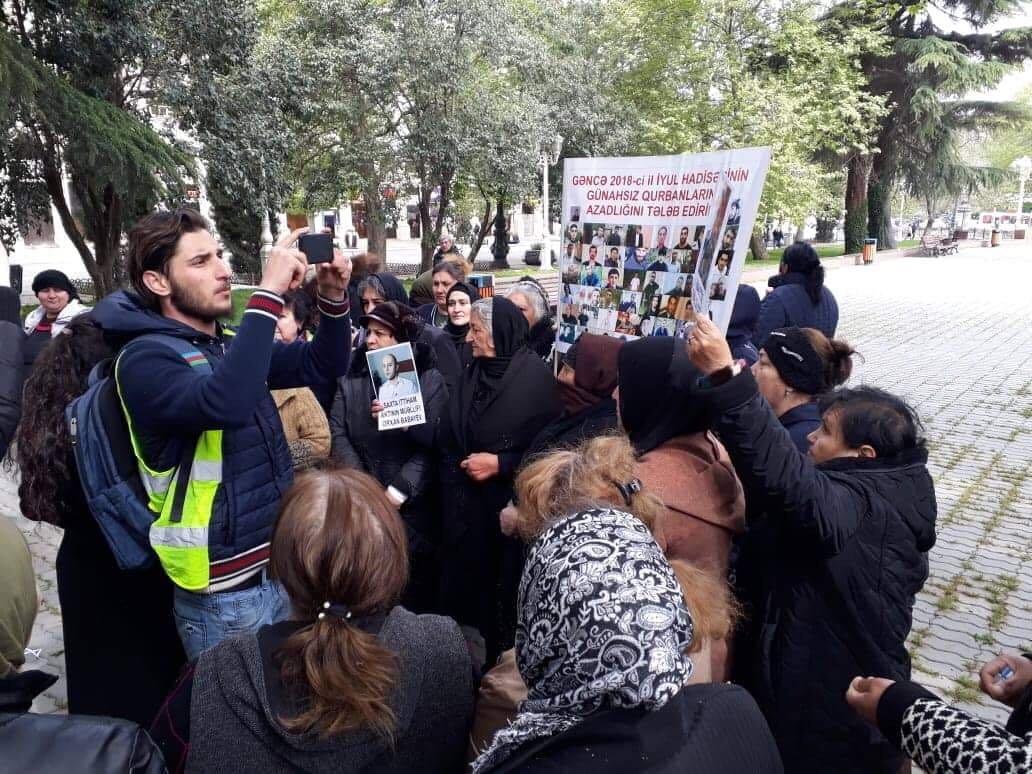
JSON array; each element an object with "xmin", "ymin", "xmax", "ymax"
[{"xmin": 116, "ymin": 345, "xmax": 224, "ymax": 591}]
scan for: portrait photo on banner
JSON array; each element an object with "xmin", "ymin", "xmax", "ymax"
[
  {"xmin": 557, "ymin": 148, "xmax": 771, "ymax": 353},
  {"xmin": 366, "ymin": 342, "xmax": 427, "ymax": 430}
]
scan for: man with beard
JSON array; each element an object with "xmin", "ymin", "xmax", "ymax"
[{"xmin": 92, "ymin": 208, "xmax": 352, "ymax": 659}]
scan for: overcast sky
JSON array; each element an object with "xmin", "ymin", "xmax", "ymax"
[{"xmin": 927, "ymin": 4, "xmax": 1032, "ymax": 101}]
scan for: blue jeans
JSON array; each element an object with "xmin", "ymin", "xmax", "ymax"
[{"xmin": 173, "ymin": 573, "xmax": 290, "ymax": 660}]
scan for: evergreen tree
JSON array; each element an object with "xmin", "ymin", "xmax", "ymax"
[
  {"xmin": 0, "ymin": 27, "xmax": 188, "ymax": 294},
  {"xmin": 833, "ymin": 2, "xmax": 1032, "ymax": 252}
]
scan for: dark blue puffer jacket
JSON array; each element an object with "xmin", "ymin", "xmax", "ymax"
[
  {"xmin": 754, "ymin": 273, "xmax": 839, "ymax": 349},
  {"xmin": 93, "ymin": 290, "xmax": 351, "ymax": 589}
]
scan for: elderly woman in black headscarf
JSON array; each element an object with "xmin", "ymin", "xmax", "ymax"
[
  {"xmin": 471, "ymin": 507, "xmax": 782, "ymax": 773},
  {"xmin": 437, "ymin": 296, "xmax": 561, "ymax": 665},
  {"xmin": 506, "ymin": 278, "xmax": 555, "ymax": 361},
  {"xmin": 330, "ymin": 301, "xmax": 449, "ymax": 612},
  {"xmin": 350, "ymin": 270, "xmax": 462, "ymax": 396}
]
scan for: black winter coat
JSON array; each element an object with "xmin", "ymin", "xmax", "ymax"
[
  {"xmin": 522, "ymin": 398, "xmax": 618, "ymax": 463},
  {"xmin": 330, "ymin": 339, "xmax": 448, "ymax": 556},
  {"xmin": 486, "ymin": 684, "xmax": 783, "ymax": 773},
  {"xmin": 438, "ymin": 350, "xmax": 561, "ymax": 659},
  {"xmin": 0, "ymin": 321, "xmax": 24, "ymax": 453},
  {"xmin": 705, "ymin": 370, "xmax": 936, "ymax": 774},
  {"xmin": 527, "ymin": 317, "xmax": 556, "ymax": 361}
]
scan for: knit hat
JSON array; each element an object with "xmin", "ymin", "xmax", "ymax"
[
  {"xmin": 762, "ymin": 327, "xmax": 825, "ymax": 394},
  {"xmin": 31, "ymin": 270, "xmax": 78, "ymax": 299},
  {"xmin": 359, "ymin": 301, "xmax": 415, "ymax": 342},
  {"xmin": 446, "ymin": 282, "xmax": 477, "ymax": 304}
]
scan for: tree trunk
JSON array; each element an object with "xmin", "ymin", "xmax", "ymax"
[
  {"xmin": 362, "ymin": 183, "xmax": 387, "ymax": 262},
  {"xmin": 40, "ymin": 141, "xmax": 106, "ymax": 295},
  {"xmin": 490, "ymin": 197, "xmax": 510, "ymax": 269},
  {"xmin": 867, "ymin": 153, "xmax": 897, "ymax": 250},
  {"xmin": 748, "ymin": 229, "xmax": 768, "ymax": 262},
  {"xmin": 467, "ymin": 193, "xmax": 492, "ymax": 262},
  {"xmin": 921, "ymin": 217, "xmax": 934, "ymax": 241},
  {"xmin": 844, "ymin": 155, "xmax": 871, "ymax": 254},
  {"xmin": 417, "ymin": 180, "xmax": 435, "ymax": 273}
]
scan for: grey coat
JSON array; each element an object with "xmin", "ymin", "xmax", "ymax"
[{"xmin": 187, "ymin": 607, "xmax": 474, "ymax": 773}]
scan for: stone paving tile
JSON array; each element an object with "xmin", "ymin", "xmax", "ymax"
[{"xmin": 2, "ymin": 242, "xmax": 1030, "ymax": 725}]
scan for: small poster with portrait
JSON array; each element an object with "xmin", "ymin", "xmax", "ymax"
[
  {"xmin": 366, "ymin": 342, "xmax": 426, "ymax": 431},
  {"xmin": 557, "ymin": 147, "xmax": 771, "ymax": 353}
]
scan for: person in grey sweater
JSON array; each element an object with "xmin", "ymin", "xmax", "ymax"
[{"xmin": 150, "ymin": 468, "xmax": 474, "ymax": 773}]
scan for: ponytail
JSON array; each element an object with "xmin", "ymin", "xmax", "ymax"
[
  {"xmin": 277, "ymin": 621, "xmax": 398, "ymax": 740},
  {"xmin": 802, "ymin": 328, "xmax": 856, "ymax": 391},
  {"xmin": 782, "ymin": 242, "xmax": 824, "ymax": 305},
  {"xmin": 270, "ymin": 469, "xmax": 409, "ymax": 740},
  {"xmin": 825, "ymin": 338, "xmax": 856, "ymax": 387},
  {"xmin": 805, "ymin": 264, "xmax": 825, "ymax": 306}
]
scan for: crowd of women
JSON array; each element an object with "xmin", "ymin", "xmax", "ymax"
[{"xmin": 2, "ymin": 243, "xmax": 1031, "ymax": 773}]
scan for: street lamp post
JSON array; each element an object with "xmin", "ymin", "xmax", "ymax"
[
  {"xmin": 1010, "ymin": 156, "xmax": 1032, "ymax": 238},
  {"xmin": 538, "ymin": 134, "xmax": 564, "ymax": 269}
]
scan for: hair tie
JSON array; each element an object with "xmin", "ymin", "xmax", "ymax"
[
  {"xmin": 317, "ymin": 601, "xmax": 352, "ymax": 622},
  {"xmin": 614, "ymin": 478, "xmax": 643, "ymax": 506}
]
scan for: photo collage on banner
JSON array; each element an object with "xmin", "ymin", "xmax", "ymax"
[{"xmin": 557, "ymin": 148, "xmax": 771, "ymax": 353}]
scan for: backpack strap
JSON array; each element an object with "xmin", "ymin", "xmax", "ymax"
[{"xmin": 117, "ymin": 334, "xmax": 216, "ymax": 524}]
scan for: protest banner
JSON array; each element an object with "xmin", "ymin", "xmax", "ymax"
[
  {"xmin": 366, "ymin": 342, "xmax": 426, "ymax": 431},
  {"xmin": 556, "ymin": 148, "xmax": 771, "ymax": 352}
]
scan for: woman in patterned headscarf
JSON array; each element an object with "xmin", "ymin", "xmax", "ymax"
[{"xmin": 472, "ymin": 507, "xmax": 782, "ymax": 773}]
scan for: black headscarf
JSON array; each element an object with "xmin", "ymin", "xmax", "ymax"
[
  {"xmin": 367, "ymin": 272, "xmax": 409, "ymax": 306},
  {"xmin": 454, "ymin": 296, "xmax": 529, "ymax": 447},
  {"xmin": 0, "ymin": 286, "xmax": 20, "ymax": 326},
  {"xmin": 444, "ymin": 282, "xmax": 476, "ymax": 346},
  {"xmin": 474, "ymin": 295, "xmax": 528, "ymax": 389},
  {"xmin": 617, "ymin": 337, "xmax": 710, "ymax": 454}
]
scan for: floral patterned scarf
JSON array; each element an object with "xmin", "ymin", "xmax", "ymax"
[{"xmin": 472, "ymin": 507, "xmax": 694, "ymax": 772}]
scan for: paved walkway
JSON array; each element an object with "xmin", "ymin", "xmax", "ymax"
[{"xmin": 2, "ymin": 241, "xmax": 1030, "ymax": 724}]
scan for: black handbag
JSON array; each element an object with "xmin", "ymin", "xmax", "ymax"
[{"xmin": 0, "ymin": 710, "xmax": 167, "ymax": 773}]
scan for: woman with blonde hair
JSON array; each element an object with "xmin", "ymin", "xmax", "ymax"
[
  {"xmin": 472, "ymin": 434, "xmax": 744, "ymax": 756},
  {"xmin": 151, "ymin": 468, "xmax": 474, "ymax": 773},
  {"xmin": 473, "ymin": 503, "xmax": 781, "ymax": 773}
]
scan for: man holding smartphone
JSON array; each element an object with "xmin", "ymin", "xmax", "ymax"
[{"xmin": 93, "ymin": 209, "xmax": 352, "ymax": 659}]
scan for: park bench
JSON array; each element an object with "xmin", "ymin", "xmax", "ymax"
[{"xmin": 920, "ymin": 236, "xmax": 959, "ymax": 256}]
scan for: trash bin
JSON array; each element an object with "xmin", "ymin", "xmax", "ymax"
[
  {"xmin": 991, "ymin": 229, "xmax": 1001, "ymax": 247},
  {"xmin": 862, "ymin": 238, "xmax": 877, "ymax": 264}
]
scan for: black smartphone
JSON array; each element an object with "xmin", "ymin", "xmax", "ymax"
[{"xmin": 298, "ymin": 233, "xmax": 334, "ymax": 264}]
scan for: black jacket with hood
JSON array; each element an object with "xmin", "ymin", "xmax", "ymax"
[
  {"xmin": 702, "ymin": 369, "xmax": 936, "ymax": 774},
  {"xmin": 330, "ymin": 335, "xmax": 448, "ymax": 555}
]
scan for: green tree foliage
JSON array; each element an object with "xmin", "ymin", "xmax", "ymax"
[
  {"xmin": 833, "ymin": 0, "xmax": 1032, "ymax": 251},
  {"xmin": 0, "ymin": 26, "xmax": 189, "ymax": 293},
  {"xmin": 606, "ymin": 0, "xmax": 887, "ymax": 253}
]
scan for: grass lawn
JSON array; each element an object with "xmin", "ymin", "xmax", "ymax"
[{"xmin": 746, "ymin": 239, "xmax": 920, "ymax": 265}]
